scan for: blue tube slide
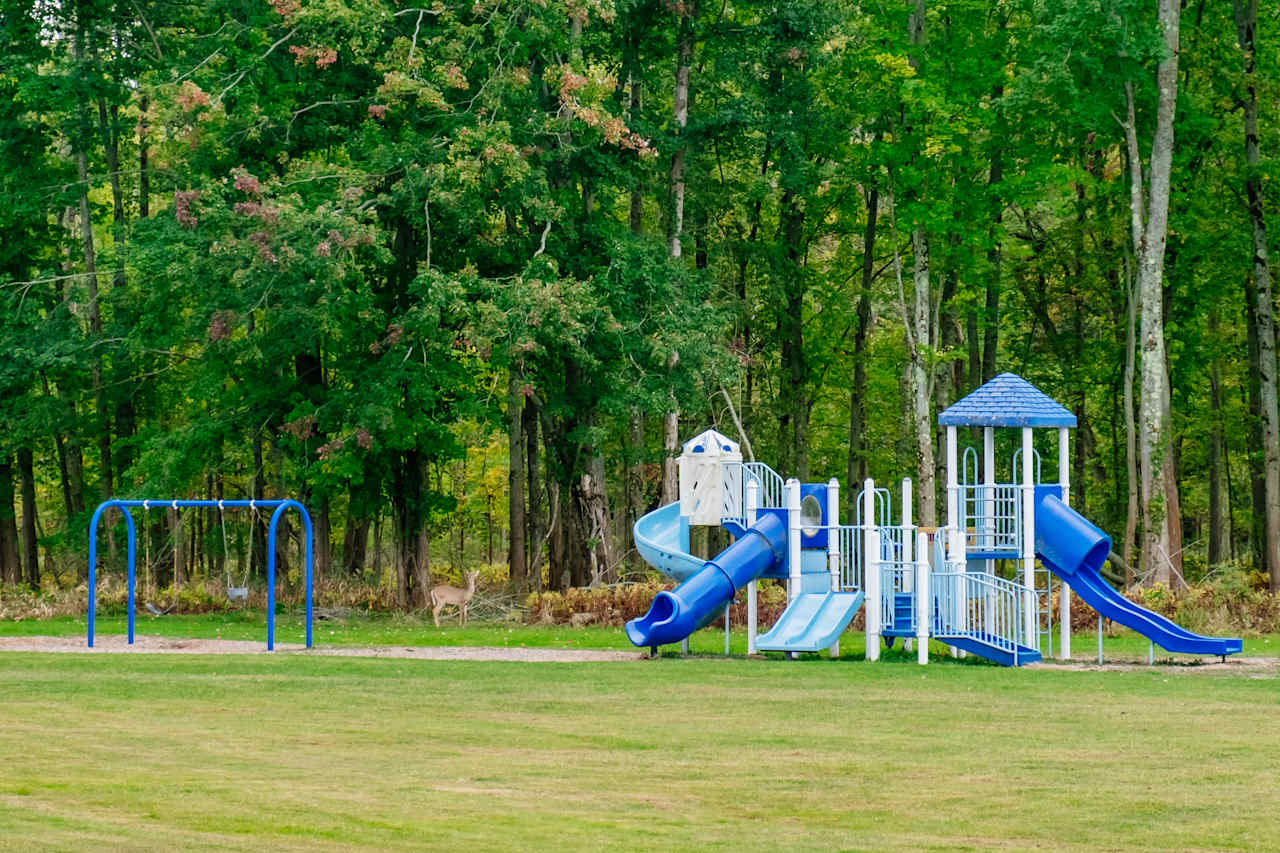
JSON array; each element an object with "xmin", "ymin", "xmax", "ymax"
[
  {"xmin": 1035, "ymin": 493, "xmax": 1241, "ymax": 657},
  {"xmin": 626, "ymin": 512, "xmax": 787, "ymax": 649}
]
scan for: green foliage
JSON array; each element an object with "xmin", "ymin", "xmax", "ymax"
[{"xmin": 0, "ymin": 0, "xmax": 1275, "ymax": 595}]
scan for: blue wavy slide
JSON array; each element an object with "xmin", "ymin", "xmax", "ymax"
[
  {"xmin": 626, "ymin": 506, "xmax": 787, "ymax": 649},
  {"xmin": 1035, "ymin": 492, "xmax": 1242, "ymax": 657}
]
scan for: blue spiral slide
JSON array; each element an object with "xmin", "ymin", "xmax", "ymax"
[
  {"xmin": 1035, "ymin": 493, "xmax": 1241, "ymax": 657},
  {"xmin": 626, "ymin": 506, "xmax": 787, "ymax": 649}
]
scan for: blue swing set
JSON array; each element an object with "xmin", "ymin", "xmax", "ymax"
[{"xmin": 87, "ymin": 498, "xmax": 314, "ymax": 651}]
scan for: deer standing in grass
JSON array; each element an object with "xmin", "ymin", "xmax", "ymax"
[{"xmin": 431, "ymin": 570, "xmax": 479, "ymax": 627}]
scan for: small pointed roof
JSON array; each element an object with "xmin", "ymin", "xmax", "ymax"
[
  {"xmin": 938, "ymin": 373, "xmax": 1077, "ymax": 428},
  {"xmin": 681, "ymin": 428, "xmax": 740, "ymax": 456}
]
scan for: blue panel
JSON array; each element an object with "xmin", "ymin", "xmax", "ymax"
[
  {"xmin": 800, "ymin": 550, "xmax": 828, "ymax": 574},
  {"xmin": 938, "ymin": 373, "xmax": 1077, "ymax": 428},
  {"xmin": 799, "ymin": 482, "xmax": 829, "ymax": 549},
  {"xmin": 801, "ymin": 571, "xmax": 831, "ymax": 594}
]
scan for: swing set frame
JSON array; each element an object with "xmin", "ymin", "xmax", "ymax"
[{"xmin": 87, "ymin": 498, "xmax": 314, "ymax": 650}]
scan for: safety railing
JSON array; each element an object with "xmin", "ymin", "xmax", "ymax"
[
  {"xmin": 743, "ymin": 462, "xmax": 785, "ymax": 509},
  {"xmin": 835, "ymin": 524, "xmax": 863, "ymax": 591},
  {"xmin": 930, "ymin": 568, "xmax": 1027, "ymax": 654},
  {"xmin": 958, "ymin": 483, "xmax": 1021, "ymax": 553}
]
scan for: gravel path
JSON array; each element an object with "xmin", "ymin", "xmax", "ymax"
[{"xmin": 0, "ymin": 634, "xmax": 645, "ymax": 662}]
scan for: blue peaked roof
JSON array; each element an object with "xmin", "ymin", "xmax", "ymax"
[{"xmin": 938, "ymin": 373, "xmax": 1077, "ymax": 428}]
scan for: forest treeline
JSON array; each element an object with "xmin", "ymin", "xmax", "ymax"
[{"xmin": 2, "ymin": 0, "xmax": 1279, "ymax": 605}]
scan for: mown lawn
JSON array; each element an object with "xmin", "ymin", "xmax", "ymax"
[
  {"xmin": 4, "ymin": 610, "xmax": 1277, "ymax": 662},
  {"xmin": 0, "ymin": 639, "xmax": 1277, "ymax": 851}
]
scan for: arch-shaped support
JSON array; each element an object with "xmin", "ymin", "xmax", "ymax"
[{"xmin": 87, "ymin": 499, "xmax": 314, "ymax": 651}]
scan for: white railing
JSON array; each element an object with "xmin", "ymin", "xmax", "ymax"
[
  {"xmin": 722, "ymin": 462, "xmax": 785, "ymax": 522},
  {"xmin": 835, "ymin": 524, "xmax": 863, "ymax": 591},
  {"xmin": 959, "ymin": 483, "xmax": 1021, "ymax": 552},
  {"xmin": 855, "ymin": 486, "xmax": 893, "ymax": 527},
  {"xmin": 930, "ymin": 569, "xmax": 1028, "ymax": 654}
]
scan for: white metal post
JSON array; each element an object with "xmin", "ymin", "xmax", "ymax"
[
  {"xmin": 786, "ymin": 479, "xmax": 802, "ymax": 605},
  {"xmin": 946, "ymin": 426, "xmax": 959, "ymax": 534},
  {"xmin": 863, "ymin": 478, "xmax": 880, "ymax": 661},
  {"xmin": 746, "ymin": 480, "xmax": 760, "ymax": 655},
  {"xmin": 901, "ymin": 478, "xmax": 914, "ymax": 591},
  {"xmin": 827, "ymin": 478, "xmax": 841, "ymax": 658},
  {"xmin": 1021, "ymin": 427, "xmax": 1036, "ymax": 650},
  {"xmin": 916, "ymin": 531, "xmax": 930, "ymax": 665},
  {"xmin": 1058, "ymin": 425, "xmax": 1071, "ymax": 660},
  {"xmin": 983, "ymin": 426, "xmax": 995, "ymax": 556}
]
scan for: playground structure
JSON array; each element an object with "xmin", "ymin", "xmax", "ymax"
[
  {"xmin": 627, "ymin": 374, "xmax": 1243, "ymax": 666},
  {"xmin": 86, "ymin": 498, "xmax": 315, "ymax": 651}
]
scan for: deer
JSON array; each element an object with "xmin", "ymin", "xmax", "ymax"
[{"xmin": 431, "ymin": 570, "xmax": 479, "ymax": 627}]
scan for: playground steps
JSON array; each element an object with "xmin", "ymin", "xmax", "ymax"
[
  {"xmin": 941, "ymin": 632, "xmax": 1042, "ymax": 667},
  {"xmin": 756, "ymin": 591, "xmax": 865, "ymax": 653},
  {"xmin": 882, "ymin": 591, "xmax": 917, "ymax": 637}
]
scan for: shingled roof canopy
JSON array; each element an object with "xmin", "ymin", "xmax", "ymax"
[{"xmin": 938, "ymin": 373, "xmax": 1077, "ymax": 428}]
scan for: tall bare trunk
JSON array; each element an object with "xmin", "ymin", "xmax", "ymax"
[
  {"xmin": 1124, "ymin": 0, "xmax": 1182, "ymax": 586},
  {"xmin": 1235, "ymin": 0, "xmax": 1280, "ymax": 589},
  {"xmin": 849, "ymin": 188, "xmax": 878, "ymax": 494},
  {"xmin": 668, "ymin": 9, "xmax": 693, "ymax": 258},
  {"xmin": 661, "ymin": 6, "xmax": 694, "ymax": 499},
  {"xmin": 1122, "ymin": 260, "xmax": 1139, "ymax": 582},
  {"xmin": 911, "ymin": 227, "xmax": 937, "ymax": 526}
]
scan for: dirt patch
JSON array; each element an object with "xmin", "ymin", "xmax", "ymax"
[
  {"xmin": 0, "ymin": 634, "xmax": 645, "ymax": 663},
  {"xmin": 1027, "ymin": 654, "xmax": 1280, "ymax": 676}
]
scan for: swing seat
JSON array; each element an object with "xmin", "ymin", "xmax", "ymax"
[{"xmin": 227, "ymin": 586, "xmax": 249, "ymax": 602}]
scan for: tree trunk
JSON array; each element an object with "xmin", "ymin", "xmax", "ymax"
[
  {"xmin": 982, "ymin": 85, "xmax": 1003, "ymax": 384},
  {"xmin": 0, "ymin": 457, "xmax": 20, "ymax": 584},
  {"xmin": 580, "ymin": 455, "xmax": 615, "ymax": 584},
  {"xmin": 911, "ymin": 226, "xmax": 937, "ymax": 526},
  {"xmin": 668, "ymin": 8, "xmax": 693, "ymax": 258},
  {"xmin": 525, "ymin": 395, "xmax": 544, "ymax": 586},
  {"xmin": 508, "ymin": 368, "xmax": 527, "ymax": 589},
  {"xmin": 138, "ymin": 95, "xmax": 150, "ymax": 218},
  {"xmin": 170, "ymin": 507, "xmax": 186, "ymax": 587},
  {"xmin": 1208, "ymin": 309, "xmax": 1226, "ymax": 567},
  {"xmin": 848, "ymin": 187, "xmax": 878, "ymax": 496},
  {"xmin": 1235, "ymin": 0, "xmax": 1280, "ymax": 589},
  {"xmin": 313, "ymin": 496, "xmax": 332, "ymax": 578},
  {"xmin": 625, "ymin": 410, "xmax": 645, "ymax": 552},
  {"xmin": 778, "ymin": 193, "xmax": 809, "ymax": 480},
  {"xmin": 342, "ymin": 514, "xmax": 370, "ymax": 575},
  {"xmin": 662, "ymin": 408, "xmax": 679, "ymax": 505},
  {"xmin": 1122, "ymin": 260, "xmax": 1139, "ymax": 582},
  {"xmin": 18, "ymin": 447, "xmax": 38, "ymax": 588},
  {"xmin": 1124, "ymin": 0, "xmax": 1182, "ymax": 586},
  {"xmin": 72, "ymin": 28, "xmax": 112, "ymax": 500}
]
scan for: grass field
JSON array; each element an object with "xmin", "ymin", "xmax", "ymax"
[
  {"xmin": 0, "ymin": 614, "xmax": 1278, "ymax": 851},
  {"xmin": 7, "ymin": 609, "xmax": 1279, "ymax": 661}
]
